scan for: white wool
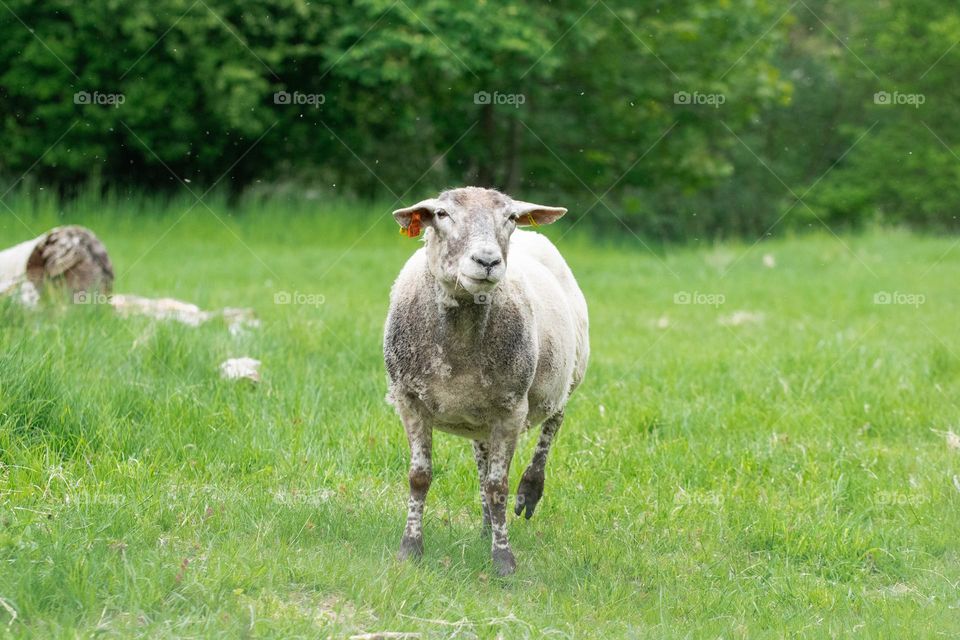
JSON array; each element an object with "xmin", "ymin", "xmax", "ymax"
[{"xmin": 386, "ymin": 227, "xmax": 588, "ymax": 436}]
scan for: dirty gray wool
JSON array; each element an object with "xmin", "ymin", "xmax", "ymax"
[
  {"xmin": 27, "ymin": 225, "xmax": 114, "ymax": 294},
  {"xmin": 383, "ymin": 186, "xmax": 589, "ymax": 576}
]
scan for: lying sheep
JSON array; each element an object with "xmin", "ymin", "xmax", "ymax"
[{"xmin": 383, "ymin": 187, "xmax": 589, "ymax": 576}]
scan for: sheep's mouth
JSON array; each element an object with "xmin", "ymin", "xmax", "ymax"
[
  {"xmin": 457, "ymin": 273, "xmax": 501, "ymax": 291},
  {"xmin": 464, "ymin": 274, "xmax": 497, "ymax": 284}
]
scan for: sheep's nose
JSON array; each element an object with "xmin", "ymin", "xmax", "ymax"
[{"xmin": 471, "ymin": 254, "xmax": 502, "ymax": 270}]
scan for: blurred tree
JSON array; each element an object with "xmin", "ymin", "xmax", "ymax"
[
  {"xmin": 10, "ymin": 0, "xmax": 955, "ymax": 238},
  {"xmin": 801, "ymin": 0, "xmax": 960, "ymax": 230}
]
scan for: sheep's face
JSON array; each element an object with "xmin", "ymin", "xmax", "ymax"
[{"xmin": 393, "ymin": 188, "xmax": 566, "ymax": 302}]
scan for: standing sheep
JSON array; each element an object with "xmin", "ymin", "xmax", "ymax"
[{"xmin": 383, "ymin": 187, "xmax": 589, "ymax": 576}]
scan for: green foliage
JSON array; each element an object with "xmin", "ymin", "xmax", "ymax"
[
  {"xmin": 1, "ymin": 1, "xmax": 959, "ymax": 237},
  {"xmin": 804, "ymin": 0, "xmax": 960, "ymax": 230},
  {"xmin": 1, "ymin": 1, "xmax": 788, "ymax": 227}
]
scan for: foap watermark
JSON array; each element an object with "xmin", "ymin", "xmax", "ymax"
[
  {"xmin": 273, "ymin": 488, "xmax": 335, "ymax": 507},
  {"xmin": 674, "ymin": 90, "xmax": 725, "ymax": 108},
  {"xmin": 474, "ymin": 90, "xmax": 526, "ymax": 109},
  {"xmin": 674, "ymin": 291, "xmax": 725, "ymax": 307},
  {"xmin": 673, "ymin": 488, "xmax": 723, "ymax": 507},
  {"xmin": 874, "ymin": 91, "xmax": 925, "ymax": 108},
  {"xmin": 74, "ymin": 90, "xmax": 125, "ymax": 107},
  {"xmin": 73, "ymin": 290, "xmax": 113, "ymax": 305},
  {"xmin": 62, "ymin": 491, "xmax": 126, "ymax": 507},
  {"xmin": 274, "ymin": 290, "xmax": 325, "ymax": 307},
  {"xmin": 875, "ymin": 491, "xmax": 928, "ymax": 507},
  {"xmin": 273, "ymin": 90, "xmax": 325, "ymax": 107},
  {"xmin": 473, "ymin": 292, "xmax": 493, "ymax": 305},
  {"xmin": 873, "ymin": 291, "xmax": 925, "ymax": 308}
]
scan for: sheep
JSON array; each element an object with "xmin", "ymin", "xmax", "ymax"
[{"xmin": 383, "ymin": 187, "xmax": 589, "ymax": 576}]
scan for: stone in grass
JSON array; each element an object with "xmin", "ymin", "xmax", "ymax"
[
  {"xmin": 219, "ymin": 357, "xmax": 261, "ymax": 383},
  {"xmin": 111, "ymin": 294, "xmax": 261, "ymax": 335},
  {"xmin": 933, "ymin": 429, "xmax": 960, "ymax": 451}
]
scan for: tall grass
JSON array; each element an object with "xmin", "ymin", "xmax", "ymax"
[{"xmin": 1, "ymin": 193, "xmax": 959, "ymax": 637}]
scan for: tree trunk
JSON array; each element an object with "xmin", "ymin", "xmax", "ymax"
[
  {"xmin": 503, "ymin": 115, "xmax": 522, "ymax": 193},
  {"xmin": 477, "ymin": 102, "xmax": 497, "ymax": 187},
  {"xmin": 0, "ymin": 226, "xmax": 114, "ymax": 304}
]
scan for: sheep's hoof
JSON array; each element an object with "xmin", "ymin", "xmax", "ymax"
[
  {"xmin": 398, "ymin": 535, "xmax": 423, "ymax": 562},
  {"xmin": 492, "ymin": 548, "xmax": 516, "ymax": 576},
  {"xmin": 514, "ymin": 468, "xmax": 545, "ymax": 519}
]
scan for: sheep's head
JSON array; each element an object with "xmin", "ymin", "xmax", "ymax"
[{"xmin": 393, "ymin": 187, "xmax": 566, "ymax": 303}]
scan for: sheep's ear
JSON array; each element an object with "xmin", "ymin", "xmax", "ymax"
[
  {"xmin": 512, "ymin": 200, "xmax": 567, "ymax": 227},
  {"xmin": 393, "ymin": 199, "xmax": 439, "ymax": 238}
]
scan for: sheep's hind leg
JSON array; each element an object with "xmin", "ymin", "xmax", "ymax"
[
  {"xmin": 398, "ymin": 411, "xmax": 433, "ymax": 562},
  {"xmin": 485, "ymin": 433, "xmax": 518, "ymax": 576},
  {"xmin": 515, "ymin": 410, "xmax": 563, "ymax": 519},
  {"xmin": 472, "ymin": 440, "xmax": 492, "ymax": 533}
]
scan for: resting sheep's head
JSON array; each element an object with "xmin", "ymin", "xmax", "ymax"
[{"xmin": 393, "ymin": 187, "xmax": 566, "ymax": 302}]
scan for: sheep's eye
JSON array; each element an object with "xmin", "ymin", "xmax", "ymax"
[
  {"xmin": 435, "ymin": 209, "xmax": 448, "ymax": 219},
  {"xmin": 507, "ymin": 213, "xmax": 519, "ymax": 223}
]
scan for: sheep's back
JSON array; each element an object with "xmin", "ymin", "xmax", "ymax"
[{"xmin": 509, "ymin": 230, "xmax": 590, "ymax": 392}]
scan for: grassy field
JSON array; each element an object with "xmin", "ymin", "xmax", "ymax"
[{"xmin": 1, "ymin": 194, "xmax": 959, "ymax": 638}]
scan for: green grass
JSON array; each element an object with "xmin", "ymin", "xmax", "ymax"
[{"xmin": 2, "ymin": 194, "xmax": 960, "ymax": 638}]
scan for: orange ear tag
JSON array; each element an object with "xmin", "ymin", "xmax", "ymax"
[{"xmin": 401, "ymin": 212, "xmax": 422, "ymax": 238}]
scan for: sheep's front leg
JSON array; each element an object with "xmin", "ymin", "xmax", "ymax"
[
  {"xmin": 472, "ymin": 440, "xmax": 492, "ymax": 532},
  {"xmin": 484, "ymin": 432, "xmax": 518, "ymax": 576},
  {"xmin": 398, "ymin": 411, "xmax": 432, "ymax": 562},
  {"xmin": 515, "ymin": 410, "xmax": 563, "ymax": 519}
]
